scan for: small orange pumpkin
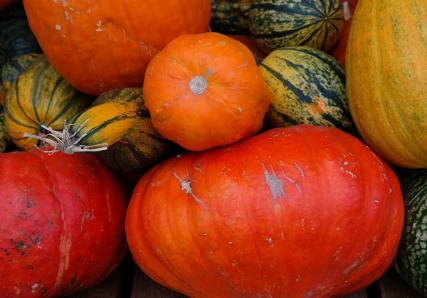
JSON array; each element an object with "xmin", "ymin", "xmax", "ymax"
[{"xmin": 143, "ymin": 32, "xmax": 270, "ymax": 151}]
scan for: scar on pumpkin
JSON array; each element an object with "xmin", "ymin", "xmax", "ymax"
[
  {"xmin": 173, "ymin": 170, "xmax": 207, "ymax": 209},
  {"xmin": 262, "ymin": 163, "xmax": 286, "ymax": 201}
]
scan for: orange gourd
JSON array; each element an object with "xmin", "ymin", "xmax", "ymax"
[
  {"xmin": 143, "ymin": 32, "xmax": 270, "ymax": 151},
  {"xmin": 23, "ymin": 0, "xmax": 211, "ymax": 95}
]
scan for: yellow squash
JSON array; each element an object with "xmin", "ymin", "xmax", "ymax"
[{"xmin": 347, "ymin": 0, "xmax": 427, "ymax": 168}]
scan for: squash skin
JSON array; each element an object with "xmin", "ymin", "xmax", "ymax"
[
  {"xmin": 126, "ymin": 125, "xmax": 404, "ymax": 298},
  {"xmin": 248, "ymin": 0, "xmax": 344, "ymax": 53},
  {"xmin": 69, "ymin": 88, "xmax": 174, "ymax": 171},
  {"xmin": 143, "ymin": 32, "xmax": 270, "ymax": 151},
  {"xmin": 23, "ymin": 0, "xmax": 211, "ymax": 95},
  {"xmin": 260, "ymin": 46, "xmax": 354, "ymax": 133},
  {"xmin": 4, "ymin": 57, "xmax": 91, "ymax": 150},
  {"xmin": 395, "ymin": 170, "xmax": 427, "ymax": 296},
  {"xmin": 0, "ymin": 105, "xmax": 9, "ymax": 152},
  {"xmin": 211, "ymin": 0, "xmax": 252, "ymax": 34},
  {"xmin": 0, "ymin": 150, "xmax": 127, "ymax": 297},
  {"xmin": 346, "ymin": 0, "xmax": 427, "ymax": 168},
  {"xmin": 0, "ymin": 1, "xmax": 40, "ymax": 57}
]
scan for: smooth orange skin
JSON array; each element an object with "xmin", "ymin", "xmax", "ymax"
[
  {"xmin": 126, "ymin": 125, "xmax": 404, "ymax": 298},
  {"xmin": 23, "ymin": 0, "xmax": 211, "ymax": 95},
  {"xmin": 143, "ymin": 32, "xmax": 270, "ymax": 151}
]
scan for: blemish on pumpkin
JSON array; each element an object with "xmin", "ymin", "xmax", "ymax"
[
  {"xmin": 262, "ymin": 164, "xmax": 285, "ymax": 201},
  {"xmin": 295, "ymin": 274, "xmax": 301, "ymax": 283},
  {"xmin": 265, "ymin": 237, "xmax": 273, "ymax": 246},
  {"xmin": 173, "ymin": 172, "xmax": 207, "ymax": 208},
  {"xmin": 293, "ymin": 162, "xmax": 305, "ymax": 178},
  {"xmin": 31, "ymin": 283, "xmax": 40, "ymax": 293},
  {"xmin": 55, "ymin": 24, "xmax": 62, "ymax": 31},
  {"xmin": 231, "ymin": 260, "xmax": 237, "ymax": 268},
  {"xmin": 14, "ymin": 287, "xmax": 20, "ymax": 295},
  {"xmin": 280, "ymin": 168, "xmax": 302, "ymax": 192},
  {"xmin": 345, "ymin": 169, "xmax": 357, "ymax": 179},
  {"xmin": 200, "ymin": 232, "xmax": 208, "ymax": 237}
]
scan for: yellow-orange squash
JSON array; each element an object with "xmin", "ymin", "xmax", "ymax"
[
  {"xmin": 23, "ymin": 0, "xmax": 211, "ymax": 95},
  {"xmin": 347, "ymin": 0, "xmax": 427, "ymax": 168}
]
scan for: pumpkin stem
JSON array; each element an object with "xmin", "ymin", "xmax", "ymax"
[
  {"xmin": 23, "ymin": 120, "xmax": 109, "ymax": 154},
  {"xmin": 189, "ymin": 68, "xmax": 212, "ymax": 95}
]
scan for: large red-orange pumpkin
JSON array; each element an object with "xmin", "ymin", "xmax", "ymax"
[
  {"xmin": 126, "ymin": 125, "xmax": 404, "ymax": 298},
  {"xmin": 23, "ymin": 0, "xmax": 211, "ymax": 95},
  {"xmin": 0, "ymin": 150, "xmax": 127, "ymax": 297},
  {"xmin": 331, "ymin": 0, "xmax": 358, "ymax": 65},
  {"xmin": 143, "ymin": 32, "xmax": 270, "ymax": 151}
]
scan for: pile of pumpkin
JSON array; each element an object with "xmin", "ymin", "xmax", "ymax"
[{"xmin": 0, "ymin": 0, "xmax": 426, "ymax": 297}]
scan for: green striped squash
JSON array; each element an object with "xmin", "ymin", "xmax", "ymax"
[
  {"xmin": 4, "ymin": 57, "xmax": 91, "ymax": 150},
  {"xmin": 0, "ymin": 1, "xmax": 40, "ymax": 57},
  {"xmin": 211, "ymin": 0, "xmax": 252, "ymax": 34},
  {"xmin": 259, "ymin": 46, "xmax": 354, "ymax": 133},
  {"xmin": 248, "ymin": 0, "xmax": 344, "ymax": 53},
  {"xmin": 0, "ymin": 53, "xmax": 42, "ymax": 103},
  {"xmin": 67, "ymin": 88, "xmax": 174, "ymax": 171},
  {"xmin": 0, "ymin": 105, "xmax": 10, "ymax": 152},
  {"xmin": 395, "ymin": 170, "xmax": 427, "ymax": 296}
]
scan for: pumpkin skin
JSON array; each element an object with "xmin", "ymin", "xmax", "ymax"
[
  {"xmin": 260, "ymin": 46, "xmax": 355, "ymax": 133},
  {"xmin": 228, "ymin": 34, "xmax": 266, "ymax": 63},
  {"xmin": 211, "ymin": 0, "xmax": 252, "ymax": 34},
  {"xmin": 0, "ymin": 1, "xmax": 40, "ymax": 58},
  {"xmin": 0, "ymin": 150, "xmax": 127, "ymax": 297},
  {"xmin": 346, "ymin": 0, "xmax": 427, "ymax": 168},
  {"xmin": 4, "ymin": 57, "xmax": 91, "ymax": 150},
  {"xmin": 395, "ymin": 170, "xmax": 427, "ymax": 296},
  {"xmin": 331, "ymin": 0, "xmax": 358, "ymax": 66},
  {"xmin": 126, "ymin": 125, "xmax": 404, "ymax": 298},
  {"xmin": 248, "ymin": 0, "xmax": 344, "ymax": 53},
  {"xmin": 66, "ymin": 88, "xmax": 174, "ymax": 171},
  {"xmin": 23, "ymin": 0, "xmax": 211, "ymax": 95},
  {"xmin": 143, "ymin": 32, "xmax": 270, "ymax": 151}
]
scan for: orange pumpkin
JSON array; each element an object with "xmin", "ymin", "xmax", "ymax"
[
  {"xmin": 23, "ymin": 0, "xmax": 211, "ymax": 95},
  {"xmin": 143, "ymin": 32, "xmax": 270, "ymax": 151}
]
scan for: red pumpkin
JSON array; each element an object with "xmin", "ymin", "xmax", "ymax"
[
  {"xmin": 23, "ymin": 0, "xmax": 211, "ymax": 95},
  {"xmin": 0, "ymin": 0, "xmax": 12, "ymax": 10},
  {"xmin": 331, "ymin": 0, "xmax": 358, "ymax": 65},
  {"xmin": 143, "ymin": 32, "xmax": 270, "ymax": 151},
  {"xmin": 126, "ymin": 125, "xmax": 404, "ymax": 298},
  {"xmin": 0, "ymin": 151, "xmax": 127, "ymax": 297}
]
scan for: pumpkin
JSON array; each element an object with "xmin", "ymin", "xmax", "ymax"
[
  {"xmin": 0, "ymin": 150, "xmax": 127, "ymax": 297},
  {"xmin": 346, "ymin": 0, "xmax": 427, "ymax": 168},
  {"xmin": 0, "ymin": 53, "xmax": 42, "ymax": 103},
  {"xmin": 395, "ymin": 170, "xmax": 427, "ymax": 296},
  {"xmin": 331, "ymin": 0, "xmax": 359, "ymax": 65},
  {"xmin": 211, "ymin": 0, "xmax": 252, "ymax": 34},
  {"xmin": 44, "ymin": 88, "xmax": 174, "ymax": 171},
  {"xmin": 126, "ymin": 125, "xmax": 404, "ymax": 298},
  {"xmin": 23, "ymin": 0, "xmax": 211, "ymax": 95},
  {"xmin": 260, "ymin": 46, "xmax": 355, "ymax": 133},
  {"xmin": 0, "ymin": 0, "xmax": 12, "ymax": 11},
  {"xmin": 143, "ymin": 32, "xmax": 270, "ymax": 151},
  {"xmin": 248, "ymin": 0, "xmax": 344, "ymax": 53},
  {"xmin": 4, "ymin": 57, "xmax": 91, "ymax": 150},
  {"xmin": 0, "ymin": 105, "xmax": 9, "ymax": 152},
  {"xmin": 228, "ymin": 34, "xmax": 266, "ymax": 63},
  {"xmin": 0, "ymin": 1, "xmax": 40, "ymax": 58}
]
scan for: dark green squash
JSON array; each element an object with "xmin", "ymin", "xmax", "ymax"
[
  {"xmin": 395, "ymin": 170, "xmax": 427, "ymax": 296},
  {"xmin": 0, "ymin": 0, "xmax": 40, "ymax": 58},
  {"xmin": 211, "ymin": 0, "xmax": 252, "ymax": 34},
  {"xmin": 0, "ymin": 53, "xmax": 42, "ymax": 103},
  {"xmin": 248, "ymin": 0, "xmax": 344, "ymax": 53},
  {"xmin": 259, "ymin": 46, "xmax": 354, "ymax": 133},
  {"xmin": 0, "ymin": 105, "xmax": 9, "ymax": 152}
]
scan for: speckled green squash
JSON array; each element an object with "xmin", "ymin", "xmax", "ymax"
[
  {"xmin": 211, "ymin": 0, "xmax": 252, "ymax": 34},
  {"xmin": 0, "ymin": 53, "xmax": 42, "ymax": 103},
  {"xmin": 395, "ymin": 170, "xmax": 427, "ymax": 296},
  {"xmin": 248, "ymin": 0, "xmax": 344, "ymax": 53},
  {"xmin": 259, "ymin": 46, "xmax": 354, "ymax": 133},
  {"xmin": 0, "ymin": 105, "xmax": 10, "ymax": 152},
  {"xmin": 0, "ymin": 1, "xmax": 40, "ymax": 57},
  {"xmin": 70, "ymin": 88, "xmax": 174, "ymax": 171}
]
